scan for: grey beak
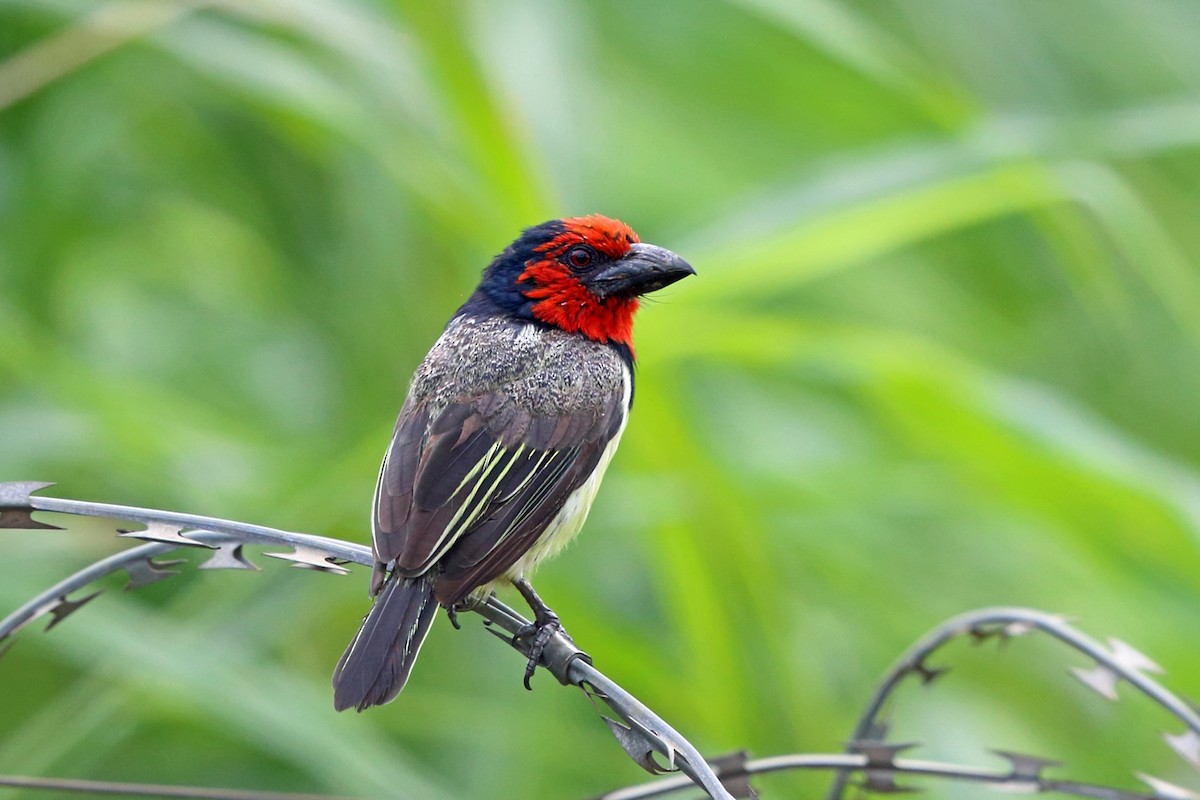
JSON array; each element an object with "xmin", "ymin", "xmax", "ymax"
[{"xmin": 587, "ymin": 243, "xmax": 695, "ymax": 300}]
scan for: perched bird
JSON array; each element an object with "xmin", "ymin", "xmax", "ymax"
[{"xmin": 332, "ymin": 215, "xmax": 694, "ymax": 711}]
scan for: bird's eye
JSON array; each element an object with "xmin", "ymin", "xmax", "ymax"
[{"xmin": 567, "ymin": 246, "xmax": 593, "ymax": 269}]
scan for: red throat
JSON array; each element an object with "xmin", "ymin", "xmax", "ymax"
[{"xmin": 519, "ymin": 216, "xmax": 641, "ymax": 354}]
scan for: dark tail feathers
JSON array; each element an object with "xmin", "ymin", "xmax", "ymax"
[{"xmin": 332, "ymin": 573, "xmax": 438, "ymax": 712}]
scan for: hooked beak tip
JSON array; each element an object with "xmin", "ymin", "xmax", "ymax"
[{"xmin": 588, "ymin": 243, "xmax": 694, "ymax": 300}]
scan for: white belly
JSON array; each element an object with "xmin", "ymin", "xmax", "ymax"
[{"xmin": 499, "ymin": 426, "xmax": 624, "ymax": 582}]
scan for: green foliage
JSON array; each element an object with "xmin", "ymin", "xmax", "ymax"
[{"xmin": 2, "ymin": 1, "xmax": 1200, "ymax": 797}]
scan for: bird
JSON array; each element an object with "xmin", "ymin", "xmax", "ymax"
[{"xmin": 332, "ymin": 215, "xmax": 694, "ymax": 712}]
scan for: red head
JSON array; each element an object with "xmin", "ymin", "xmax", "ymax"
[{"xmin": 470, "ymin": 215, "xmax": 694, "ymax": 355}]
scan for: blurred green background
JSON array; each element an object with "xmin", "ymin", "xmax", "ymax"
[{"xmin": 3, "ymin": 0, "xmax": 1200, "ymax": 797}]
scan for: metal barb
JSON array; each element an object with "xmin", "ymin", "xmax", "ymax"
[
  {"xmin": 0, "ymin": 482, "xmax": 62, "ymax": 529},
  {"xmin": 261, "ymin": 546, "xmax": 350, "ymax": 575},
  {"xmin": 0, "ymin": 508, "xmax": 62, "ymax": 530},
  {"xmin": 634, "ymin": 716, "xmax": 680, "ymax": 772},
  {"xmin": 123, "ymin": 557, "xmax": 185, "ymax": 591},
  {"xmin": 603, "ymin": 716, "xmax": 675, "ymax": 775},
  {"xmin": 1071, "ymin": 664, "xmax": 1121, "ymax": 701},
  {"xmin": 484, "ymin": 623, "xmax": 518, "ymax": 647},
  {"xmin": 198, "ymin": 543, "xmax": 259, "ymax": 571},
  {"xmin": 967, "ymin": 622, "xmax": 1002, "ymax": 644},
  {"xmin": 0, "ymin": 481, "xmax": 56, "ymax": 506},
  {"xmin": 911, "ymin": 659, "xmax": 949, "ymax": 686},
  {"xmin": 1138, "ymin": 773, "xmax": 1200, "ymax": 799},
  {"xmin": 858, "ymin": 769, "xmax": 919, "ymax": 795},
  {"xmin": 847, "ymin": 739, "xmax": 918, "ymax": 793},
  {"xmin": 857, "ymin": 774, "xmax": 919, "ymax": 795},
  {"xmin": 849, "ymin": 740, "xmax": 918, "ymax": 769},
  {"xmin": 1003, "ymin": 620, "xmax": 1037, "ymax": 638},
  {"xmin": 1109, "ymin": 639, "xmax": 1165, "ymax": 676},
  {"xmin": 1164, "ymin": 729, "xmax": 1200, "ymax": 770},
  {"xmin": 119, "ymin": 522, "xmax": 215, "ymax": 550},
  {"xmin": 45, "ymin": 591, "xmax": 103, "ymax": 631},
  {"xmin": 579, "ymin": 679, "xmax": 611, "ymax": 705},
  {"xmin": 992, "ymin": 749, "xmax": 1063, "ymax": 782}
]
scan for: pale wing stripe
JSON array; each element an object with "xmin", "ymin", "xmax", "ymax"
[
  {"xmin": 494, "ymin": 453, "xmax": 564, "ymax": 534},
  {"xmin": 485, "ymin": 450, "xmax": 564, "ymax": 551},
  {"xmin": 423, "ymin": 441, "xmax": 505, "ymax": 564},
  {"xmin": 495, "ymin": 449, "xmax": 575, "ymax": 545},
  {"xmin": 427, "ymin": 443, "xmax": 525, "ymax": 567},
  {"xmin": 493, "ymin": 449, "xmax": 557, "ymax": 504},
  {"xmin": 450, "ymin": 444, "xmax": 527, "ymax": 535},
  {"xmin": 480, "ymin": 450, "xmax": 560, "ymax": 552},
  {"xmin": 450, "ymin": 438, "xmax": 500, "ymax": 499}
]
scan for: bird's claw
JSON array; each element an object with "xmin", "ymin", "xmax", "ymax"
[
  {"xmin": 445, "ymin": 592, "xmax": 489, "ymax": 631},
  {"xmin": 515, "ymin": 611, "xmax": 564, "ymax": 690}
]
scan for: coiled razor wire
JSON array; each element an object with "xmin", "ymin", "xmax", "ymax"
[{"xmin": 1, "ymin": 482, "xmax": 1198, "ymax": 800}]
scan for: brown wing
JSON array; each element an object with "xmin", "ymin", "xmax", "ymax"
[{"xmin": 372, "ymin": 384, "xmax": 626, "ymax": 604}]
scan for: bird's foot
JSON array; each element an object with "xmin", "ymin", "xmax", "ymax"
[
  {"xmin": 514, "ymin": 609, "xmax": 566, "ymax": 690},
  {"xmin": 511, "ymin": 576, "xmax": 570, "ymax": 690},
  {"xmin": 446, "ymin": 592, "xmax": 489, "ymax": 630}
]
